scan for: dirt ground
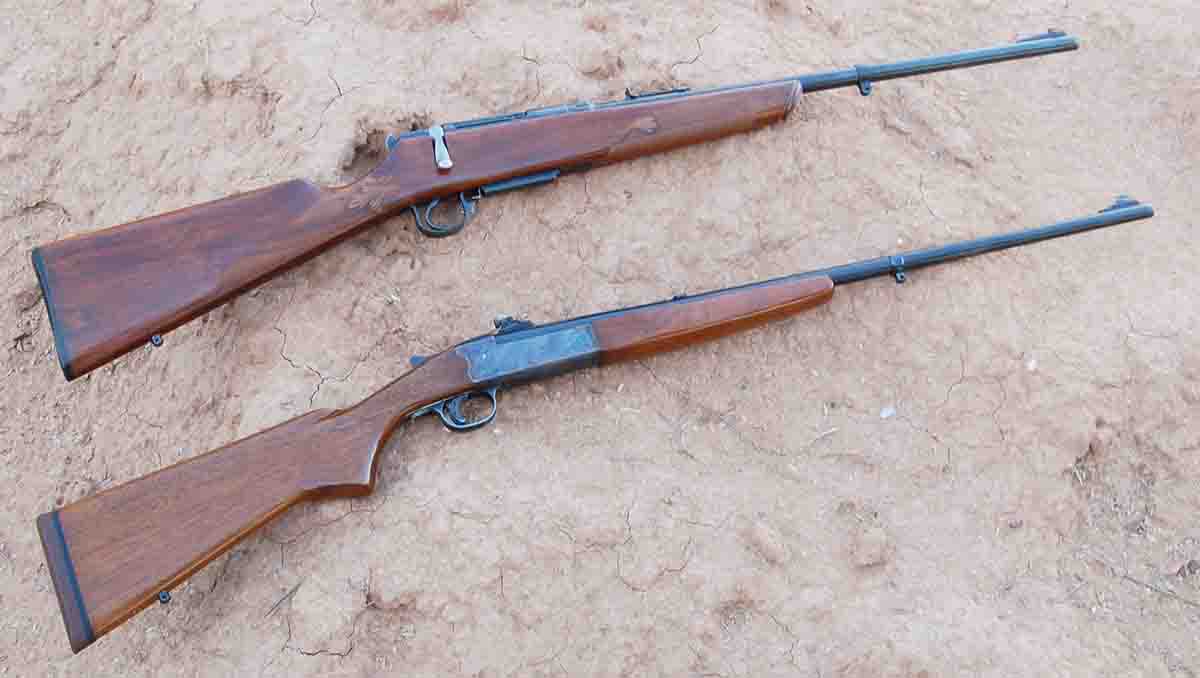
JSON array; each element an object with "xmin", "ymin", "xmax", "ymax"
[{"xmin": 1, "ymin": 1, "xmax": 1197, "ymax": 676}]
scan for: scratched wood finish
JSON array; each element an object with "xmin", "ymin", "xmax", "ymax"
[
  {"xmin": 39, "ymin": 350, "xmax": 472, "ymax": 653},
  {"xmin": 34, "ymin": 80, "xmax": 801, "ymax": 380},
  {"xmin": 592, "ymin": 275, "xmax": 834, "ymax": 362}
]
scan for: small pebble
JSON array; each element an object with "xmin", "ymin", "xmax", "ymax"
[{"xmin": 880, "ymin": 406, "xmax": 896, "ymax": 419}]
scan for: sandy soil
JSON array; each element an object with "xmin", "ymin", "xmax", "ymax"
[{"xmin": 1, "ymin": 1, "xmax": 1197, "ymax": 676}]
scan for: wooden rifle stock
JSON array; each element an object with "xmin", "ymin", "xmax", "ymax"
[
  {"xmin": 36, "ymin": 197, "xmax": 1156, "ymax": 653},
  {"xmin": 31, "ymin": 31, "xmax": 1080, "ymax": 380},
  {"xmin": 33, "ymin": 81, "xmax": 800, "ymax": 380},
  {"xmin": 38, "ymin": 275, "xmax": 835, "ymax": 653}
]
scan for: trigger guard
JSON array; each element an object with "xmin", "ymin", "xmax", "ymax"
[
  {"xmin": 438, "ymin": 389, "xmax": 497, "ymax": 432},
  {"xmin": 411, "ymin": 193, "xmax": 476, "ymax": 238},
  {"xmin": 444, "ymin": 394, "xmax": 470, "ymax": 426}
]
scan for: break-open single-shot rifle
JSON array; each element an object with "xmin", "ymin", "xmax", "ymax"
[
  {"xmin": 38, "ymin": 196, "xmax": 1152, "ymax": 653},
  {"xmin": 31, "ymin": 31, "xmax": 1078, "ymax": 380}
]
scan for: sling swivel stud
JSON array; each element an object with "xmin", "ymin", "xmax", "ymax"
[{"xmin": 889, "ymin": 256, "xmax": 907, "ymax": 283}]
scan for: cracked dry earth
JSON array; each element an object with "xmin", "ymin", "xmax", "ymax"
[{"xmin": 1, "ymin": 1, "xmax": 1198, "ymax": 676}]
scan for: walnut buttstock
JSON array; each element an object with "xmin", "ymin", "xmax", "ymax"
[
  {"xmin": 34, "ymin": 274, "xmax": 834, "ymax": 654},
  {"xmin": 32, "ymin": 178, "xmax": 389, "ymax": 380},
  {"xmin": 33, "ymin": 79, "xmax": 801, "ymax": 381},
  {"xmin": 37, "ymin": 351, "xmax": 473, "ymax": 653}
]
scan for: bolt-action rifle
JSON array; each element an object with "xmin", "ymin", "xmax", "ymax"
[
  {"xmin": 39, "ymin": 197, "xmax": 1152, "ymax": 653},
  {"xmin": 32, "ymin": 31, "xmax": 1078, "ymax": 380}
]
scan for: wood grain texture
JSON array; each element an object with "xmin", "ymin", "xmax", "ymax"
[
  {"xmin": 34, "ymin": 80, "xmax": 801, "ymax": 380},
  {"xmin": 593, "ymin": 275, "xmax": 834, "ymax": 363},
  {"xmin": 40, "ymin": 350, "xmax": 472, "ymax": 653},
  {"xmin": 39, "ymin": 272, "xmax": 833, "ymax": 653}
]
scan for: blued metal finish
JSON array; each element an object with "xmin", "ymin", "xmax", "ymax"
[
  {"xmin": 411, "ymin": 387, "xmax": 499, "ymax": 431},
  {"xmin": 458, "ymin": 323, "xmax": 600, "ymax": 384},
  {"xmin": 834, "ymin": 31, "xmax": 1076, "ymax": 95},
  {"xmin": 443, "ymin": 112, "xmax": 523, "ymax": 130},
  {"xmin": 412, "ymin": 323, "xmax": 598, "ymax": 432},
  {"xmin": 1100, "ymin": 195, "xmax": 1142, "ymax": 212},
  {"xmin": 521, "ymin": 102, "xmax": 595, "ymax": 119},
  {"xmin": 475, "ymin": 170, "xmax": 561, "ymax": 197},
  {"xmin": 411, "ymin": 197, "xmax": 1151, "ymax": 435},
  {"xmin": 384, "ymin": 31, "xmax": 1078, "ymax": 143},
  {"xmin": 450, "ymin": 199, "xmax": 1153, "ymax": 346},
  {"xmin": 410, "ymin": 171, "xmax": 560, "ymax": 237},
  {"xmin": 1016, "ymin": 30, "xmax": 1071, "ymax": 43},
  {"xmin": 493, "ymin": 316, "xmax": 536, "ymax": 334},
  {"xmin": 389, "ymin": 32, "xmax": 1077, "ymax": 239},
  {"xmin": 410, "ymin": 193, "xmax": 477, "ymax": 237},
  {"xmin": 813, "ymin": 198, "xmax": 1154, "ymax": 286},
  {"xmin": 625, "ymin": 86, "xmax": 690, "ymax": 100}
]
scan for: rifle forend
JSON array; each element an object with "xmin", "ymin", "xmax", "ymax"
[
  {"xmin": 39, "ymin": 198, "xmax": 1151, "ymax": 654},
  {"xmin": 32, "ymin": 31, "xmax": 1077, "ymax": 380}
]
